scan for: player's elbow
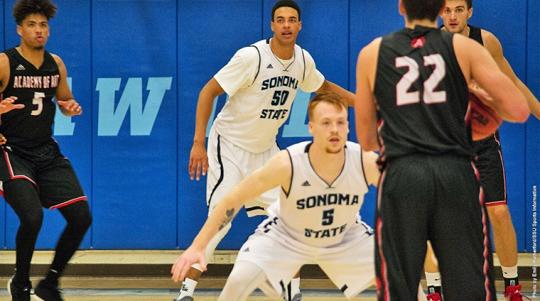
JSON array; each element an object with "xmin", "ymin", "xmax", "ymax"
[
  {"xmin": 512, "ymin": 108, "xmax": 530, "ymax": 123},
  {"xmin": 504, "ymin": 100, "xmax": 530, "ymax": 123},
  {"xmin": 512, "ymin": 92, "xmax": 531, "ymax": 122},
  {"xmin": 200, "ymin": 79, "xmax": 224, "ymax": 100},
  {"xmin": 363, "ymin": 143, "xmax": 380, "ymax": 152},
  {"xmin": 358, "ymin": 135, "xmax": 379, "ymax": 152}
]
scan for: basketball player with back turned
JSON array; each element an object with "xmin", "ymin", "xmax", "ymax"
[
  {"xmin": 355, "ymin": 0, "xmax": 529, "ymax": 300},
  {"xmin": 422, "ymin": 1, "xmax": 540, "ymax": 300}
]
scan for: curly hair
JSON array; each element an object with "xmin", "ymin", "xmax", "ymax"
[{"xmin": 13, "ymin": 0, "xmax": 57, "ymax": 25}]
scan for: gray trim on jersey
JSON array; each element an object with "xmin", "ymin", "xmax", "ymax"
[
  {"xmin": 245, "ymin": 206, "xmax": 265, "ymax": 214},
  {"xmin": 359, "ymin": 220, "xmax": 374, "ymax": 236},
  {"xmin": 305, "ymin": 142, "xmax": 346, "ymax": 188},
  {"xmin": 359, "ymin": 151, "xmax": 370, "ymax": 189},
  {"xmin": 301, "ymin": 49, "xmax": 306, "ymax": 82},
  {"xmin": 283, "ymin": 149, "xmax": 294, "ymax": 197},
  {"xmin": 249, "ymin": 45, "xmax": 262, "ymax": 86},
  {"xmin": 207, "ymin": 135, "xmax": 224, "ymax": 208},
  {"xmin": 255, "ymin": 38, "xmax": 306, "ymax": 83},
  {"xmin": 279, "ymin": 280, "xmax": 287, "ymax": 296}
]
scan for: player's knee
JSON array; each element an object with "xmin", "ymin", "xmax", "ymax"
[
  {"xmin": 72, "ymin": 209, "xmax": 92, "ymax": 233},
  {"xmin": 62, "ymin": 202, "xmax": 92, "ymax": 233},
  {"xmin": 219, "ymin": 277, "xmax": 247, "ymax": 300},
  {"xmin": 19, "ymin": 208, "xmax": 43, "ymax": 234},
  {"xmin": 225, "ymin": 270, "xmax": 245, "ymax": 290}
]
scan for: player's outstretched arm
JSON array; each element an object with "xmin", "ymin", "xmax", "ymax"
[
  {"xmin": 355, "ymin": 38, "xmax": 382, "ymax": 151},
  {"xmin": 189, "ymin": 78, "xmax": 224, "ymax": 181},
  {"xmin": 317, "ymin": 80, "xmax": 356, "ymax": 107},
  {"xmin": 362, "ymin": 150, "xmax": 380, "ymax": 186},
  {"xmin": 483, "ymin": 32, "xmax": 540, "ymax": 119},
  {"xmin": 454, "ymin": 35, "xmax": 529, "ymax": 122},
  {"xmin": 172, "ymin": 150, "xmax": 291, "ymax": 282}
]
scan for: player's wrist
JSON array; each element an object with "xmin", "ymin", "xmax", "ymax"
[{"xmin": 193, "ymin": 138, "xmax": 205, "ymax": 146}]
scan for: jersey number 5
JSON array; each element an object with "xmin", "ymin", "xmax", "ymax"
[
  {"xmin": 322, "ymin": 209, "xmax": 334, "ymax": 226},
  {"xmin": 31, "ymin": 92, "xmax": 45, "ymax": 116},
  {"xmin": 396, "ymin": 54, "xmax": 446, "ymax": 105}
]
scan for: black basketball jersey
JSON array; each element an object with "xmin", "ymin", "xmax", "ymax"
[
  {"xmin": 467, "ymin": 25, "xmax": 502, "ymax": 148},
  {"xmin": 374, "ymin": 26, "xmax": 473, "ymax": 162},
  {"xmin": 468, "ymin": 25, "xmax": 484, "ymax": 46},
  {"xmin": 1, "ymin": 48, "xmax": 59, "ymax": 148}
]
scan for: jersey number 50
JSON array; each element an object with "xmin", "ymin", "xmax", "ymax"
[
  {"xmin": 396, "ymin": 54, "xmax": 446, "ymax": 105},
  {"xmin": 271, "ymin": 90, "xmax": 289, "ymax": 106}
]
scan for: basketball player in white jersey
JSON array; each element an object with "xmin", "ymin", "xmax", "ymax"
[
  {"xmin": 176, "ymin": 1, "xmax": 356, "ymax": 300},
  {"xmin": 172, "ymin": 92, "xmax": 380, "ymax": 300}
]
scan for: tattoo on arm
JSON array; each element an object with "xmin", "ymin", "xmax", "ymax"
[{"xmin": 218, "ymin": 208, "xmax": 235, "ymax": 230}]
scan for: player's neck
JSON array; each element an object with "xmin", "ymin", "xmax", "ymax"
[
  {"xmin": 459, "ymin": 25, "xmax": 471, "ymax": 37},
  {"xmin": 270, "ymin": 38, "xmax": 295, "ymax": 60},
  {"xmin": 17, "ymin": 45, "xmax": 45, "ymax": 68},
  {"xmin": 442, "ymin": 25, "xmax": 470, "ymax": 37},
  {"xmin": 308, "ymin": 145, "xmax": 345, "ymax": 183},
  {"xmin": 405, "ymin": 19, "xmax": 438, "ymax": 29}
]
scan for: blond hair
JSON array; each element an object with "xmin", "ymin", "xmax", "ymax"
[{"xmin": 307, "ymin": 92, "xmax": 348, "ymax": 121}]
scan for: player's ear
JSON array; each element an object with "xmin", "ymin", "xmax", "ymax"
[
  {"xmin": 308, "ymin": 121, "xmax": 314, "ymax": 135},
  {"xmin": 16, "ymin": 25, "xmax": 22, "ymax": 37},
  {"xmin": 468, "ymin": 7, "xmax": 473, "ymax": 20},
  {"xmin": 398, "ymin": 0, "xmax": 406, "ymax": 16},
  {"xmin": 438, "ymin": 5, "xmax": 445, "ymax": 17}
]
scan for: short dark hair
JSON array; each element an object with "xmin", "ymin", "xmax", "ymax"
[
  {"xmin": 308, "ymin": 92, "xmax": 347, "ymax": 121},
  {"xmin": 13, "ymin": 0, "xmax": 57, "ymax": 25},
  {"xmin": 466, "ymin": 0, "xmax": 473, "ymax": 8},
  {"xmin": 272, "ymin": 0, "xmax": 301, "ymax": 21},
  {"xmin": 402, "ymin": 0, "xmax": 445, "ymax": 22}
]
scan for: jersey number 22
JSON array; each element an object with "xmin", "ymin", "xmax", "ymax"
[{"xmin": 396, "ymin": 54, "xmax": 446, "ymax": 105}]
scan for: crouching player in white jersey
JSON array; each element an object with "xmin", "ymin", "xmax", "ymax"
[
  {"xmin": 178, "ymin": 1, "xmax": 357, "ymax": 300},
  {"xmin": 173, "ymin": 93, "xmax": 426, "ymax": 300}
]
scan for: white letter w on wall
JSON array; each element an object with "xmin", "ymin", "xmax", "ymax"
[{"xmin": 97, "ymin": 77, "xmax": 172, "ymax": 136}]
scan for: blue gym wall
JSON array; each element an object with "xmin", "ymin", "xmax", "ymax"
[{"xmin": 1, "ymin": 0, "xmax": 538, "ymax": 251}]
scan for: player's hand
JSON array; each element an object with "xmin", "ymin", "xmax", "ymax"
[
  {"xmin": 171, "ymin": 247, "xmax": 207, "ymax": 282},
  {"xmin": 0, "ymin": 133, "xmax": 6, "ymax": 145},
  {"xmin": 57, "ymin": 99, "xmax": 83, "ymax": 116},
  {"xmin": 0, "ymin": 96, "xmax": 24, "ymax": 114},
  {"xmin": 469, "ymin": 81, "xmax": 494, "ymax": 107},
  {"xmin": 189, "ymin": 142, "xmax": 208, "ymax": 181}
]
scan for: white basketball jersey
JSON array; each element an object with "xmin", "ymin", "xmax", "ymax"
[
  {"xmin": 271, "ymin": 141, "xmax": 370, "ymax": 247},
  {"xmin": 213, "ymin": 39, "xmax": 325, "ymax": 153}
]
